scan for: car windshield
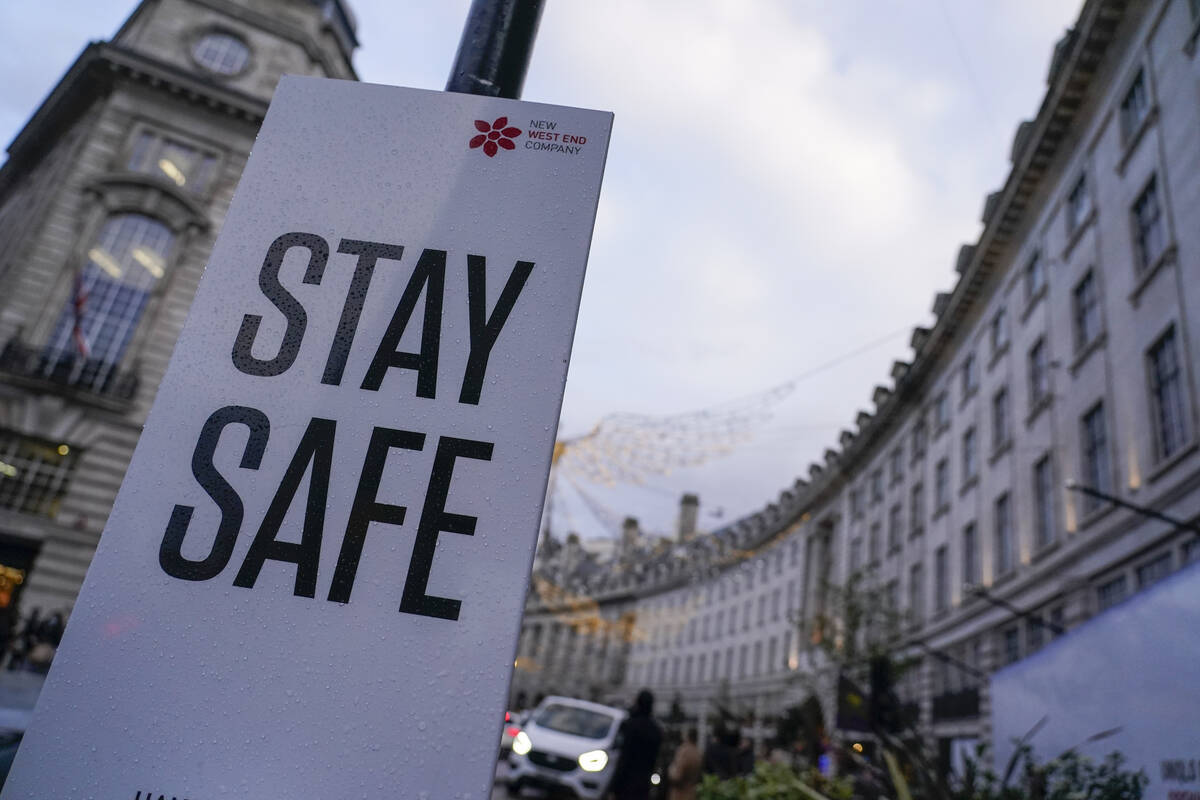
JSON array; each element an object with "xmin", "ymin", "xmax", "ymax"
[{"xmin": 533, "ymin": 704, "xmax": 615, "ymax": 740}]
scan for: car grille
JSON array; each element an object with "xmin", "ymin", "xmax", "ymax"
[{"xmin": 528, "ymin": 750, "xmax": 576, "ymax": 772}]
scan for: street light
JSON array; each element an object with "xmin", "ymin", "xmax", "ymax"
[
  {"xmin": 1065, "ymin": 480, "xmax": 1200, "ymax": 536},
  {"xmin": 966, "ymin": 585, "xmax": 1065, "ymax": 636}
]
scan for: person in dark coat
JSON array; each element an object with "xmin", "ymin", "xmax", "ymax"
[
  {"xmin": 701, "ymin": 724, "xmax": 741, "ymax": 780},
  {"xmin": 607, "ymin": 689, "xmax": 663, "ymax": 800}
]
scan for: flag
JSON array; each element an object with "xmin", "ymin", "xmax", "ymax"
[{"xmin": 71, "ymin": 271, "xmax": 90, "ymax": 358}]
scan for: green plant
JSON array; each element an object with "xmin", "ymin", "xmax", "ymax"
[{"xmin": 877, "ymin": 742, "xmax": 1147, "ymax": 800}]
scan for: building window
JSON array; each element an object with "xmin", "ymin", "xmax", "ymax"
[
  {"xmin": 910, "ymin": 483, "xmax": 924, "ymax": 536},
  {"xmin": 1001, "ymin": 626, "xmax": 1021, "ymax": 666},
  {"xmin": 192, "ymin": 31, "xmax": 251, "ymax": 76},
  {"xmin": 771, "ymin": 589, "xmax": 781, "ymax": 620},
  {"xmin": 889, "ymin": 448, "xmax": 903, "ymax": 484},
  {"xmin": 757, "ymin": 595, "xmax": 766, "ymax": 626},
  {"xmin": 1081, "ymin": 402, "xmax": 1112, "ymax": 512},
  {"xmin": 738, "ymin": 645, "xmax": 748, "ymax": 679},
  {"xmin": 1136, "ymin": 553, "xmax": 1172, "ymax": 588},
  {"xmin": 850, "ymin": 487, "xmax": 863, "ymax": 518},
  {"xmin": 911, "ymin": 419, "xmax": 928, "ymax": 461},
  {"xmin": 961, "ymin": 353, "xmax": 978, "ymax": 399},
  {"xmin": 1028, "ymin": 338, "xmax": 1049, "ymax": 408},
  {"xmin": 725, "ymin": 648, "xmax": 734, "ymax": 679},
  {"xmin": 126, "ymin": 130, "xmax": 218, "ymax": 195},
  {"xmin": 870, "ymin": 470, "xmax": 884, "ymax": 504},
  {"xmin": 1132, "ymin": 176, "xmax": 1165, "ymax": 272},
  {"xmin": 1033, "ymin": 455, "xmax": 1055, "ymax": 549},
  {"xmin": 1148, "ymin": 327, "xmax": 1189, "ymax": 461},
  {"xmin": 42, "ymin": 214, "xmax": 175, "ymax": 391},
  {"xmin": 992, "ymin": 387, "xmax": 1010, "ymax": 450},
  {"xmin": 743, "ymin": 601, "xmax": 752, "ymax": 630},
  {"xmin": 1066, "ymin": 173, "xmax": 1091, "ymax": 233},
  {"xmin": 728, "ymin": 607, "xmax": 736, "ymax": 636},
  {"xmin": 1049, "ymin": 606, "xmax": 1065, "ymax": 636},
  {"xmin": 885, "ymin": 580, "xmax": 899, "ymax": 611},
  {"xmin": 934, "ymin": 459, "xmax": 950, "ymax": 510},
  {"xmin": 934, "ymin": 546, "xmax": 948, "ymax": 613},
  {"xmin": 909, "ymin": 563, "xmax": 924, "ymax": 625},
  {"xmin": 850, "ymin": 538, "xmax": 862, "ymax": 572},
  {"xmin": 789, "ymin": 540, "xmax": 799, "ymax": 567},
  {"xmin": 962, "ymin": 427, "xmax": 978, "ymax": 482},
  {"xmin": 934, "ymin": 392, "xmax": 951, "ymax": 431},
  {"xmin": 1073, "ymin": 270, "xmax": 1101, "ymax": 351},
  {"xmin": 753, "ymin": 642, "xmax": 763, "ymax": 676},
  {"xmin": 963, "ymin": 523, "xmax": 980, "ymax": 588},
  {"xmin": 0, "ymin": 431, "xmax": 81, "ymax": 518},
  {"xmin": 888, "ymin": 504, "xmax": 903, "ymax": 551},
  {"xmin": 1096, "ymin": 574, "xmax": 1127, "ymax": 612},
  {"xmin": 1027, "ymin": 616, "xmax": 1044, "ymax": 653},
  {"xmin": 994, "ymin": 493, "xmax": 1014, "ymax": 577},
  {"xmin": 1024, "ymin": 251, "xmax": 1045, "ymax": 301},
  {"xmin": 869, "ymin": 523, "xmax": 881, "ymax": 564},
  {"xmin": 990, "ymin": 309, "xmax": 1009, "ymax": 355},
  {"xmin": 1119, "ymin": 70, "xmax": 1150, "ymax": 142},
  {"xmin": 1183, "ymin": 538, "xmax": 1200, "ymax": 567},
  {"xmin": 767, "ymin": 638, "xmax": 777, "ymax": 674}
]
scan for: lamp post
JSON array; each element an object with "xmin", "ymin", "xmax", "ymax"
[
  {"xmin": 445, "ymin": 0, "xmax": 546, "ymax": 99},
  {"xmin": 967, "ymin": 585, "xmax": 1065, "ymax": 635},
  {"xmin": 1065, "ymin": 480, "xmax": 1200, "ymax": 536}
]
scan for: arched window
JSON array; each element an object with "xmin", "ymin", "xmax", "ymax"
[
  {"xmin": 42, "ymin": 214, "xmax": 175, "ymax": 391},
  {"xmin": 192, "ymin": 31, "xmax": 250, "ymax": 76}
]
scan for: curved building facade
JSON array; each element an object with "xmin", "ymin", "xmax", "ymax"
[{"xmin": 517, "ymin": 0, "xmax": 1200, "ymax": 755}]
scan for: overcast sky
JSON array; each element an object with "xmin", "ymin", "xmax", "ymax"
[{"xmin": 1, "ymin": 0, "xmax": 1081, "ymax": 540}]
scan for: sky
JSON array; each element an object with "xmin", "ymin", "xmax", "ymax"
[{"xmin": 0, "ymin": 0, "xmax": 1082, "ymax": 541}]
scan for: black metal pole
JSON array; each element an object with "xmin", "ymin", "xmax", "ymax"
[
  {"xmin": 1065, "ymin": 480, "xmax": 1200, "ymax": 536},
  {"xmin": 968, "ymin": 587, "xmax": 1064, "ymax": 635},
  {"xmin": 446, "ymin": 0, "xmax": 545, "ymax": 99}
]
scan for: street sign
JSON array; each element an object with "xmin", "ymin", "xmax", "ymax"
[{"xmin": 2, "ymin": 77, "xmax": 612, "ymax": 798}]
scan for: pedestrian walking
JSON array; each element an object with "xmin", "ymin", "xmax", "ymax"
[
  {"xmin": 607, "ymin": 689, "xmax": 663, "ymax": 800},
  {"xmin": 666, "ymin": 729, "xmax": 702, "ymax": 800}
]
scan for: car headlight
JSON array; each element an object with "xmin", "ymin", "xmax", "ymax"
[
  {"xmin": 511, "ymin": 730, "xmax": 532, "ymax": 756},
  {"xmin": 578, "ymin": 749, "xmax": 608, "ymax": 772}
]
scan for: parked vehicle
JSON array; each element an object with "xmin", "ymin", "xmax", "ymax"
[{"xmin": 506, "ymin": 696, "xmax": 626, "ymax": 799}]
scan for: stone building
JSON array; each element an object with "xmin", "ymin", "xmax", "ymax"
[
  {"xmin": 518, "ymin": 0, "xmax": 1200, "ymax": 760},
  {"xmin": 0, "ymin": 0, "xmax": 356, "ymax": 619}
]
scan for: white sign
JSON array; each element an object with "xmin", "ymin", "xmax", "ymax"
[
  {"xmin": 3, "ymin": 77, "xmax": 612, "ymax": 798},
  {"xmin": 991, "ymin": 563, "xmax": 1200, "ymax": 800}
]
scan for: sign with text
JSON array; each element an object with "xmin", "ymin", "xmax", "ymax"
[
  {"xmin": 3, "ymin": 77, "xmax": 611, "ymax": 798},
  {"xmin": 992, "ymin": 563, "xmax": 1200, "ymax": 800}
]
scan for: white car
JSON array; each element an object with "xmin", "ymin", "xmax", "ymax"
[{"xmin": 506, "ymin": 696, "xmax": 626, "ymax": 799}]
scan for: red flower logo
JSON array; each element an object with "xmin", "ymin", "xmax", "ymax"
[{"xmin": 470, "ymin": 116, "xmax": 521, "ymax": 157}]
